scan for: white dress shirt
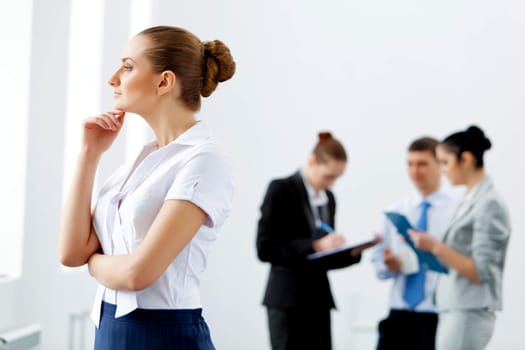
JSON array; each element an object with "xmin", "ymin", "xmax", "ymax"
[
  {"xmin": 90, "ymin": 121, "xmax": 234, "ymax": 327},
  {"xmin": 372, "ymin": 187, "xmax": 459, "ymax": 312}
]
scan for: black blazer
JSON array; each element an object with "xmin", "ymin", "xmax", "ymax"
[{"xmin": 256, "ymin": 172, "xmax": 361, "ymax": 309}]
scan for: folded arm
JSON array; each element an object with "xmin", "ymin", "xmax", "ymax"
[
  {"xmin": 87, "ymin": 199, "xmax": 207, "ymax": 291},
  {"xmin": 59, "ymin": 112, "xmax": 124, "ymax": 266},
  {"xmin": 58, "ymin": 149, "xmax": 102, "ymax": 266}
]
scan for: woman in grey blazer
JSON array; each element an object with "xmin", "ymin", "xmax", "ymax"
[{"xmin": 408, "ymin": 125, "xmax": 511, "ymax": 350}]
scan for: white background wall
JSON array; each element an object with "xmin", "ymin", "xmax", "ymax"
[{"xmin": 1, "ymin": 0, "xmax": 524, "ymax": 349}]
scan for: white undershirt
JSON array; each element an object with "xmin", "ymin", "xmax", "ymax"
[{"xmin": 300, "ymin": 171, "xmax": 328, "ymax": 227}]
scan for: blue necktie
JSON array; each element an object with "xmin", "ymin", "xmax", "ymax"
[{"xmin": 403, "ymin": 200, "xmax": 431, "ymax": 309}]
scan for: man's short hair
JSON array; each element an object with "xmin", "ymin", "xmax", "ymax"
[{"xmin": 408, "ymin": 137, "xmax": 439, "ymax": 157}]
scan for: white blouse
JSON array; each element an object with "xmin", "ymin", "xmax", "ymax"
[{"xmin": 90, "ymin": 121, "xmax": 234, "ymax": 327}]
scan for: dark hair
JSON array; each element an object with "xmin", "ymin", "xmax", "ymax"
[
  {"xmin": 408, "ymin": 137, "xmax": 439, "ymax": 157},
  {"xmin": 138, "ymin": 26, "xmax": 236, "ymax": 111},
  {"xmin": 440, "ymin": 125, "xmax": 492, "ymax": 168},
  {"xmin": 312, "ymin": 132, "xmax": 347, "ymax": 163}
]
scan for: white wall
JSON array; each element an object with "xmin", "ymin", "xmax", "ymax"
[{"xmin": 1, "ymin": 0, "xmax": 524, "ymax": 349}]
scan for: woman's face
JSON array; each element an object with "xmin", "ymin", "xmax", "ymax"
[
  {"xmin": 436, "ymin": 145, "xmax": 465, "ymax": 185},
  {"xmin": 108, "ymin": 35, "xmax": 161, "ymax": 114},
  {"xmin": 309, "ymin": 158, "xmax": 347, "ymax": 191}
]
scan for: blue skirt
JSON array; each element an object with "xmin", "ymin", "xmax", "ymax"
[{"xmin": 94, "ymin": 302, "xmax": 215, "ymax": 350}]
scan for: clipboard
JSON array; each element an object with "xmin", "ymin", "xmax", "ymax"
[
  {"xmin": 384, "ymin": 211, "xmax": 448, "ymax": 274},
  {"xmin": 307, "ymin": 239, "xmax": 378, "ymax": 260}
]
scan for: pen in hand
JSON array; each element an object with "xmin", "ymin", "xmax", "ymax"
[
  {"xmin": 313, "ymin": 221, "xmax": 345, "ymax": 252},
  {"xmin": 319, "ymin": 221, "xmax": 334, "ymax": 233}
]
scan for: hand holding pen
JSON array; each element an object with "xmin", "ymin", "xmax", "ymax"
[{"xmin": 312, "ymin": 221, "xmax": 346, "ymax": 252}]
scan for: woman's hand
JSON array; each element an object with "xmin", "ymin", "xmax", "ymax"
[
  {"xmin": 407, "ymin": 229, "xmax": 442, "ymax": 255},
  {"xmin": 408, "ymin": 229, "xmax": 481, "ymax": 283},
  {"xmin": 82, "ymin": 110, "xmax": 125, "ymax": 155},
  {"xmin": 313, "ymin": 233, "xmax": 346, "ymax": 252}
]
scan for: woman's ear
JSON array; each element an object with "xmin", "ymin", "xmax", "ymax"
[
  {"xmin": 307, "ymin": 154, "xmax": 317, "ymax": 168},
  {"xmin": 460, "ymin": 151, "xmax": 475, "ymax": 168},
  {"xmin": 157, "ymin": 70, "xmax": 176, "ymax": 96}
]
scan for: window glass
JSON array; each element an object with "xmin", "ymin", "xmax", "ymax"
[{"xmin": 0, "ymin": 0, "xmax": 32, "ymax": 280}]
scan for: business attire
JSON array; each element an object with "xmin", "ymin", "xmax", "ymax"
[
  {"xmin": 372, "ymin": 187, "xmax": 458, "ymax": 350},
  {"xmin": 435, "ymin": 177, "xmax": 510, "ymax": 350},
  {"xmin": 257, "ymin": 171, "xmax": 361, "ymax": 350},
  {"xmin": 91, "ymin": 121, "xmax": 234, "ymax": 350}
]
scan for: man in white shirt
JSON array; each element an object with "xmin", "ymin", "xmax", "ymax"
[{"xmin": 372, "ymin": 137, "xmax": 458, "ymax": 350}]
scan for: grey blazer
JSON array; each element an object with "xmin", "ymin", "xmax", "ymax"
[{"xmin": 436, "ymin": 177, "xmax": 511, "ymax": 312}]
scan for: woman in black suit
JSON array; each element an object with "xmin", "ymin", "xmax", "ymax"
[{"xmin": 257, "ymin": 132, "xmax": 363, "ymax": 350}]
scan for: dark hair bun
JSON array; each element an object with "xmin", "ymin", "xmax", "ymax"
[
  {"xmin": 201, "ymin": 40, "xmax": 236, "ymax": 97},
  {"xmin": 318, "ymin": 132, "xmax": 333, "ymax": 142},
  {"xmin": 466, "ymin": 125, "xmax": 491, "ymax": 151}
]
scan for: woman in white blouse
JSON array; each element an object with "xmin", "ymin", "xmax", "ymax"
[{"xmin": 59, "ymin": 26, "xmax": 235, "ymax": 350}]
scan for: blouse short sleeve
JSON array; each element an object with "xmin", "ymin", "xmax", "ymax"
[{"xmin": 165, "ymin": 149, "xmax": 234, "ymax": 228}]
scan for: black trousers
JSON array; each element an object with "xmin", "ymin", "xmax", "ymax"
[
  {"xmin": 267, "ymin": 306, "xmax": 332, "ymax": 350},
  {"xmin": 376, "ymin": 309, "xmax": 438, "ymax": 350}
]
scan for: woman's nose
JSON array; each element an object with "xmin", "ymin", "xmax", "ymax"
[{"xmin": 108, "ymin": 70, "xmax": 119, "ymax": 87}]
